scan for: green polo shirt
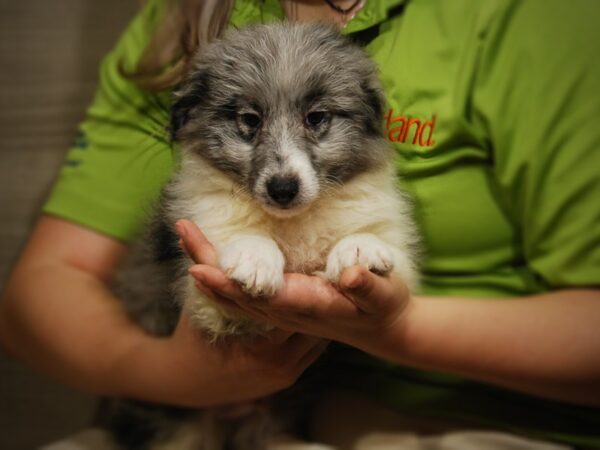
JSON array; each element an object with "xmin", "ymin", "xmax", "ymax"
[{"xmin": 44, "ymin": 0, "xmax": 600, "ymax": 447}]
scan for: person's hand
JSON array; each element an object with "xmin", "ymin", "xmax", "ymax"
[
  {"xmin": 177, "ymin": 219, "xmax": 412, "ymax": 362},
  {"xmin": 124, "ymin": 219, "xmax": 326, "ymax": 408},
  {"xmin": 138, "ymin": 312, "xmax": 327, "ymax": 408}
]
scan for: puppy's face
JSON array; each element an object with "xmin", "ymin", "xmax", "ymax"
[{"xmin": 171, "ymin": 23, "xmax": 390, "ymax": 217}]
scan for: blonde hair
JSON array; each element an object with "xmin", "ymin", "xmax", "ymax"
[{"xmin": 126, "ymin": 0, "xmax": 235, "ymax": 91}]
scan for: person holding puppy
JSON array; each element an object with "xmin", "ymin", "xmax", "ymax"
[{"xmin": 1, "ymin": 0, "xmax": 599, "ymax": 448}]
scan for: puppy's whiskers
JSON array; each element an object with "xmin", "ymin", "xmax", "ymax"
[
  {"xmin": 319, "ymin": 176, "xmax": 345, "ymax": 199},
  {"xmin": 230, "ymin": 183, "xmax": 251, "ymax": 200}
]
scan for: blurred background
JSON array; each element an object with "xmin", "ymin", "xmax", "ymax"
[{"xmin": 0, "ymin": 1, "xmax": 139, "ymax": 448}]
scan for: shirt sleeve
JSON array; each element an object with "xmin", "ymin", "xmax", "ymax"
[
  {"xmin": 43, "ymin": 0, "xmax": 175, "ymax": 242},
  {"xmin": 474, "ymin": 0, "xmax": 600, "ymax": 288}
]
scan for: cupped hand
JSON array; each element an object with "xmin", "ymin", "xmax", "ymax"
[
  {"xmin": 176, "ymin": 219, "xmax": 413, "ymax": 363},
  {"xmin": 127, "ymin": 219, "xmax": 327, "ymax": 408}
]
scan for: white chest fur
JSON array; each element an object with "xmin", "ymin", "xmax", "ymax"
[{"xmin": 165, "ymin": 157, "xmax": 417, "ymax": 336}]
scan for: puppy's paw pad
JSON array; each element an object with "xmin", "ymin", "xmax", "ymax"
[
  {"xmin": 220, "ymin": 236, "xmax": 285, "ymax": 297},
  {"xmin": 325, "ymin": 234, "xmax": 395, "ymax": 283}
]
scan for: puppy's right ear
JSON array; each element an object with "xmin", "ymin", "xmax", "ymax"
[{"xmin": 169, "ymin": 72, "xmax": 208, "ymax": 141}]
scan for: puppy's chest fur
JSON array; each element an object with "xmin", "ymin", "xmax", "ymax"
[{"xmin": 167, "ymin": 157, "xmax": 408, "ymax": 276}]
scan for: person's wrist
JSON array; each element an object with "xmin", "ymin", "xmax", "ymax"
[{"xmin": 369, "ymin": 291, "xmax": 417, "ymax": 364}]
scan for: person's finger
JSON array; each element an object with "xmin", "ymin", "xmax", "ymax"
[
  {"xmin": 266, "ymin": 273, "xmax": 358, "ymax": 319},
  {"xmin": 282, "ymin": 333, "xmax": 327, "ymax": 359},
  {"xmin": 189, "ymin": 264, "xmax": 250, "ymax": 303},
  {"xmin": 191, "ymin": 266, "xmax": 308, "ymax": 332},
  {"xmin": 292, "ymin": 336, "xmax": 330, "ymax": 373},
  {"xmin": 263, "ymin": 328, "xmax": 294, "ymax": 344},
  {"xmin": 339, "ymin": 265, "xmax": 409, "ymax": 314},
  {"xmin": 216, "ymin": 292, "xmax": 272, "ymax": 323},
  {"xmin": 194, "ymin": 280, "xmax": 272, "ymax": 325},
  {"xmin": 238, "ymin": 329, "xmax": 296, "ymax": 354},
  {"xmin": 175, "ymin": 219, "xmax": 219, "ymax": 266}
]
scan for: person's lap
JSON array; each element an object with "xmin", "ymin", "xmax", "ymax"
[
  {"xmin": 40, "ymin": 390, "xmax": 572, "ymax": 450},
  {"xmin": 308, "ymin": 390, "xmax": 571, "ymax": 450}
]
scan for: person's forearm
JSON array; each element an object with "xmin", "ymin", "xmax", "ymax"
[
  {"xmin": 0, "ymin": 261, "xmax": 152, "ymax": 397},
  {"xmin": 380, "ymin": 289, "xmax": 600, "ymax": 405},
  {"xmin": 0, "ymin": 258, "xmax": 327, "ymax": 408}
]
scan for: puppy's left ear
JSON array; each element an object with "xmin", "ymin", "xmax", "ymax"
[
  {"xmin": 169, "ymin": 72, "xmax": 208, "ymax": 141},
  {"xmin": 361, "ymin": 81, "xmax": 386, "ymax": 135}
]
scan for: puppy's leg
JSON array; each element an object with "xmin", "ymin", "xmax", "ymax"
[
  {"xmin": 324, "ymin": 234, "xmax": 413, "ymax": 285},
  {"xmin": 220, "ymin": 235, "xmax": 285, "ymax": 297}
]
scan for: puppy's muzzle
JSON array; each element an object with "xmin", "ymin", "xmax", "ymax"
[{"xmin": 266, "ymin": 175, "xmax": 299, "ymax": 207}]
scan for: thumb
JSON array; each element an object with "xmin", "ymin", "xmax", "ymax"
[
  {"xmin": 339, "ymin": 266, "xmax": 408, "ymax": 314},
  {"xmin": 176, "ymin": 219, "xmax": 219, "ymax": 266}
]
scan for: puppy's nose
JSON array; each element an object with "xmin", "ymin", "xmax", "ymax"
[{"xmin": 266, "ymin": 176, "xmax": 299, "ymax": 206}]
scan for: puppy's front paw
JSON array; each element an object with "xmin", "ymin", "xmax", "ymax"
[
  {"xmin": 220, "ymin": 236, "xmax": 285, "ymax": 297},
  {"xmin": 325, "ymin": 234, "xmax": 395, "ymax": 283}
]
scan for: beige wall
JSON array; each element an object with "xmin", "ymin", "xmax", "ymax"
[{"xmin": 0, "ymin": 1, "xmax": 139, "ymax": 448}]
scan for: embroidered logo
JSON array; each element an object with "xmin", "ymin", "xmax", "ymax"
[{"xmin": 386, "ymin": 109, "xmax": 436, "ymax": 148}]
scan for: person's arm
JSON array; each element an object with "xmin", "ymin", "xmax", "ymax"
[
  {"xmin": 180, "ymin": 220, "xmax": 600, "ymax": 407},
  {"xmin": 393, "ymin": 287, "xmax": 600, "ymax": 406},
  {"xmin": 0, "ymin": 215, "xmax": 326, "ymax": 407}
]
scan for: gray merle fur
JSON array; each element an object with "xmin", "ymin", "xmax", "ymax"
[
  {"xmin": 172, "ymin": 22, "xmax": 389, "ymax": 193},
  {"xmin": 108, "ymin": 22, "xmax": 392, "ymax": 450}
]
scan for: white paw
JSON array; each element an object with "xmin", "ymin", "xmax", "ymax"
[
  {"xmin": 219, "ymin": 236, "xmax": 285, "ymax": 297},
  {"xmin": 325, "ymin": 234, "xmax": 395, "ymax": 283}
]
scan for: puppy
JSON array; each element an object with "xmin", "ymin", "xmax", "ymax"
[{"xmin": 109, "ymin": 22, "xmax": 418, "ymax": 450}]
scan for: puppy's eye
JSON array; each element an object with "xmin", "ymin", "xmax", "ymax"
[
  {"xmin": 241, "ymin": 113, "xmax": 261, "ymax": 128},
  {"xmin": 305, "ymin": 111, "xmax": 327, "ymax": 128}
]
